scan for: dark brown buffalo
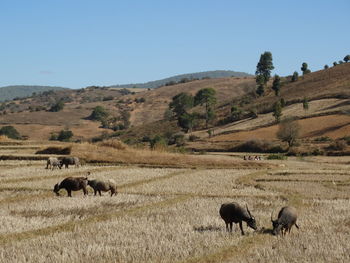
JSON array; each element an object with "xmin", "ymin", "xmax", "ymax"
[
  {"xmin": 53, "ymin": 177, "xmax": 88, "ymax": 197},
  {"xmin": 219, "ymin": 202, "xmax": 257, "ymax": 235}
]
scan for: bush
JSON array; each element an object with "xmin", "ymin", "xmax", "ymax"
[
  {"xmin": 0, "ymin": 126, "xmax": 21, "ymax": 139},
  {"xmin": 49, "ymin": 101, "xmax": 64, "ymax": 112},
  {"xmin": 339, "ymin": 136, "xmax": 350, "ymax": 145},
  {"xmin": 266, "ymin": 153, "xmax": 287, "ymax": 160},
  {"xmin": 57, "ymin": 130, "xmax": 73, "ymax": 142},
  {"xmin": 89, "ymin": 106, "xmax": 109, "ymax": 121},
  {"xmin": 150, "ymin": 135, "xmax": 168, "ymax": 150}
]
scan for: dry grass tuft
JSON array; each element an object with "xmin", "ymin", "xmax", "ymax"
[{"xmin": 96, "ymin": 139, "xmax": 128, "ymax": 150}]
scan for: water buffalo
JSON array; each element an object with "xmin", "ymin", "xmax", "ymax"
[
  {"xmin": 59, "ymin": 157, "xmax": 80, "ymax": 169},
  {"xmin": 271, "ymin": 206, "xmax": 299, "ymax": 236},
  {"xmin": 87, "ymin": 179, "xmax": 117, "ymax": 196},
  {"xmin": 53, "ymin": 177, "xmax": 88, "ymax": 197},
  {"xmin": 219, "ymin": 202, "xmax": 257, "ymax": 235},
  {"xmin": 46, "ymin": 157, "xmax": 61, "ymax": 170}
]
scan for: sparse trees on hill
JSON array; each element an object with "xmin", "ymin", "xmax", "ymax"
[
  {"xmin": 272, "ymin": 75, "xmax": 281, "ymax": 96},
  {"xmin": 291, "ymin": 71, "xmax": 299, "ymax": 82},
  {"xmin": 301, "ymin": 62, "xmax": 311, "ymax": 75},
  {"xmin": 255, "ymin": 51, "xmax": 274, "ymax": 96},
  {"xmin": 333, "ymin": 61, "xmax": 338, "ymax": 67},
  {"xmin": 324, "ymin": 65, "xmax": 329, "ymax": 69},
  {"xmin": 277, "ymin": 117, "xmax": 300, "ymax": 148},
  {"xmin": 194, "ymin": 88, "xmax": 217, "ymax": 128}
]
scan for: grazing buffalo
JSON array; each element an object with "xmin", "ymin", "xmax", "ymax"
[
  {"xmin": 219, "ymin": 202, "xmax": 257, "ymax": 235},
  {"xmin": 88, "ymin": 179, "xmax": 117, "ymax": 196},
  {"xmin": 271, "ymin": 206, "xmax": 299, "ymax": 236},
  {"xmin": 59, "ymin": 157, "xmax": 80, "ymax": 169},
  {"xmin": 46, "ymin": 157, "xmax": 61, "ymax": 170},
  {"xmin": 53, "ymin": 177, "xmax": 88, "ymax": 197}
]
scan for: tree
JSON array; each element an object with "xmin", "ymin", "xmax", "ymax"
[
  {"xmin": 121, "ymin": 110, "xmax": 131, "ymax": 129},
  {"xmin": 179, "ymin": 112, "xmax": 199, "ymax": 133},
  {"xmin": 231, "ymin": 105, "xmax": 243, "ymax": 121},
  {"xmin": 273, "ymin": 101, "xmax": 282, "ymax": 122},
  {"xmin": 169, "ymin": 92, "xmax": 194, "ymax": 118},
  {"xmin": 255, "ymin": 51, "xmax": 274, "ymax": 96},
  {"xmin": 256, "ymin": 51, "xmax": 274, "ymax": 84},
  {"xmin": 291, "ymin": 71, "xmax": 299, "ymax": 82},
  {"xmin": 333, "ymin": 61, "xmax": 338, "ymax": 67},
  {"xmin": 303, "ymin": 97, "xmax": 309, "ymax": 111},
  {"xmin": 272, "ymin": 75, "xmax": 281, "ymax": 96},
  {"xmin": 57, "ymin": 129, "xmax": 73, "ymax": 142},
  {"xmin": 277, "ymin": 117, "xmax": 300, "ymax": 148},
  {"xmin": 301, "ymin": 62, "xmax": 310, "ymax": 75},
  {"xmin": 89, "ymin": 106, "xmax": 109, "ymax": 121},
  {"xmin": 255, "ymin": 75, "xmax": 265, "ymax": 96},
  {"xmin": 194, "ymin": 88, "xmax": 217, "ymax": 128},
  {"xmin": 49, "ymin": 100, "xmax": 64, "ymax": 112},
  {"xmin": 344, "ymin": 55, "xmax": 350, "ymax": 63},
  {"xmin": 0, "ymin": 126, "xmax": 21, "ymax": 139}
]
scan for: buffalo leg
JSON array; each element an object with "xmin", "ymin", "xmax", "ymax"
[
  {"xmin": 67, "ymin": 190, "xmax": 72, "ymax": 197},
  {"xmin": 239, "ymin": 221, "xmax": 245, "ymax": 235},
  {"xmin": 94, "ymin": 190, "xmax": 97, "ymax": 196},
  {"xmin": 98, "ymin": 190, "xmax": 102, "ymax": 196}
]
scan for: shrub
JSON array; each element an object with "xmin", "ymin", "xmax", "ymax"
[
  {"xmin": 49, "ymin": 101, "xmax": 64, "ymax": 112},
  {"xmin": 57, "ymin": 130, "xmax": 73, "ymax": 142},
  {"xmin": 0, "ymin": 126, "xmax": 21, "ymax": 139},
  {"xmin": 89, "ymin": 106, "xmax": 109, "ymax": 121},
  {"xmin": 150, "ymin": 135, "xmax": 168, "ymax": 150}
]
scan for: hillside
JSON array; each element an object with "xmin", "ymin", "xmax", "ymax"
[
  {"xmin": 108, "ymin": 70, "xmax": 252, "ymax": 90},
  {"xmin": 0, "ymin": 64, "xmax": 349, "ymax": 149},
  {"xmin": 0, "ymin": 85, "xmax": 67, "ymax": 102}
]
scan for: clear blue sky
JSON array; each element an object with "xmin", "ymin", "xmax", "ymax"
[{"xmin": 1, "ymin": 0, "xmax": 349, "ymax": 89}]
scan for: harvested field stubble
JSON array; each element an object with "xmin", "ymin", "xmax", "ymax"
[{"xmin": 0, "ymin": 154, "xmax": 348, "ymax": 262}]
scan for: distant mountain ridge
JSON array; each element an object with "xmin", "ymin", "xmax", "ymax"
[
  {"xmin": 0, "ymin": 85, "xmax": 67, "ymax": 102},
  {"xmin": 108, "ymin": 70, "xmax": 252, "ymax": 90},
  {"xmin": 0, "ymin": 70, "xmax": 252, "ymax": 102}
]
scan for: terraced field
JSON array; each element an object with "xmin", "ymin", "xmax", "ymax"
[{"xmin": 0, "ymin": 152, "xmax": 349, "ymax": 262}]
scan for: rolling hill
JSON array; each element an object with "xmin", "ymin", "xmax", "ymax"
[
  {"xmin": 0, "ymin": 64, "xmax": 349, "ymax": 150},
  {"xmin": 108, "ymin": 70, "xmax": 252, "ymax": 90}
]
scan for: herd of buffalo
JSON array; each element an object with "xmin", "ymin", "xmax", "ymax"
[{"xmin": 48, "ymin": 156, "xmax": 299, "ymax": 236}]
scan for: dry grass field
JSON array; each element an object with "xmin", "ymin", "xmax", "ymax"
[{"xmin": 0, "ymin": 143, "xmax": 349, "ymax": 263}]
